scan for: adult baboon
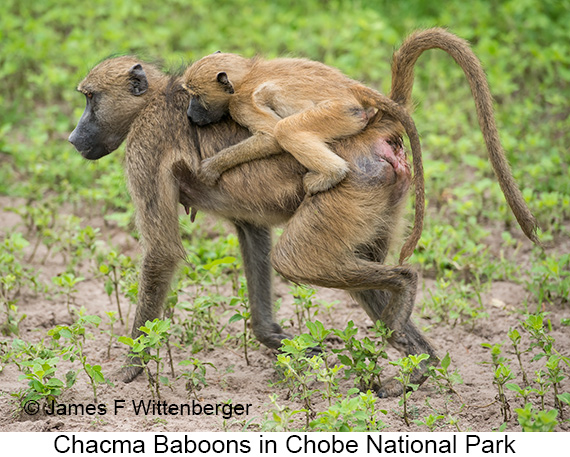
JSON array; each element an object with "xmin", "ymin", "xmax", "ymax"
[{"xmin": 69, "ymin": 28, "xmax": 538, "ymax": 397}]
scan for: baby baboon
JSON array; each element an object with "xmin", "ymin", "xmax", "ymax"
[
  {"xmin": 183, "ymin": 53, "xmax": 418, "ymax": 198},
  {"xmin": 68, "ymin": 28, "xmax": 538, "ymax": 397},
  {"xmin": 183, "ymin": 54, "xmax": 425, "ymax": 263}
]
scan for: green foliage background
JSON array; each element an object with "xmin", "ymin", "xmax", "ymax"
[{"xmin": 1, "ymin": 0, "xmax": 568, "ymax": 240}]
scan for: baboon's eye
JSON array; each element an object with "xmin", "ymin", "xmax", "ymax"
[{"xmin": 86, "ymin": 92, "xmax": 93, "ymax": 99}]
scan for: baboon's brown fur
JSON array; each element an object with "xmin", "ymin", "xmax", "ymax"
[
  {"xmin": 184, "ymin": 54, "xmax": 409, "ymax": 194},
  {"xmin": 183, "ymin": 54, "xmax": 425, "ymax": 263},
  {"xmin": 68, "ymin": 28, "xmax": 539, "ymax": 397}
]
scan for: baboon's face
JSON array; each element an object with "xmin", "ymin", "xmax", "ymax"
[
  {"xmin": 69, "ymin": 57, "xmax": 150, "ymax": 160},
  {"xmin": 183, "ymin": 54, "xmax": 239, "ymax": 127},
  {"xmin": 184, "ymin": 76, "xmax": 232, "ymax": 127}
]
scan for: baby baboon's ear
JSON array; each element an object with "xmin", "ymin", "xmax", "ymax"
[
  {"xmin": 216, "ymin": 72, "xmax": 235, "ymax": 94},
  {"xmin": 129, "ymin": 64, "xmax": 148, "ymax": 96}
]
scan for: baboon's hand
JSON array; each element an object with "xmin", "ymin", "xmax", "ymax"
[{"xmin": 198, "ymin": 158, "xmax": 222, "ymax": 186}]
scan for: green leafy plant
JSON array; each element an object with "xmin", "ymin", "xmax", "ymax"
[
  {"xmin": 103, "ymin": 311, "xmax": 119, "ymax": 360},
  {"xmin": 51, "ymin": 273, "xmax": 84, "ymax": 317},
  {"xmin": 508, "ymin": 327, "xmax": 529, "ymax": 386},
  {"xmin": 482, "ymin": 342, "xmax": 515, "ymax": 423},
  {"xmin": 514, "ymin": 402, "xmax": 558, "ymax": 432},
  {"xmin": 16, "ymin": 356, "xmax": 66, "ymax": 407},
  {"xmin": 119, "ymin": 318, "xmax": 171, "ymax": 399},
  {"xmin": 98, "ymin": 250, "xmax": 135, "ymax": 330},
  {"xmin": 178, "ymin": 357, "xmax": 216, "ymax": 400},
  {"xmin": 333, "ymin": 320, "xmax": 391, "ymax": 392},
  {"xmin": 412, "ymin": 412, "xmax": 446, "ymax": 431},
  {"xmin": 525, "ymin": 253, "xmax": 570, "ymax": 310},
  {"xmin": 309, "ymin": 388, "xmax": 388, "ymax": 431},
  {"xmin": 390, "ymin": 354, "xmax": 430, "ymax": 426},
  {"xmin": 428, "ymin": 352, "xmax": 464, "ymax": 399},
  {"xmin": 228, "ymin": 279, "xmax": 254, "ymax": 365},
  {"xmin": 276, "ymin": 334, "xmax": 320, "ymax": 428},
  {"xmin": 420, "ymin": 278, "xmax": 488, "ymax": 329},
  {"xmin": 261, "ymin": 394, "xmax": 305, "ymax": 432},
  {"xmin": 49, "ymin": 313, "xmax": 112, "ymax": 403},
  {"xmin": 290, "ymin": 285, "xmax": 319, "ymax": 332},
  {"xmin": 522, "ymin": 312, "xmax": 569, "ymax": 412}
]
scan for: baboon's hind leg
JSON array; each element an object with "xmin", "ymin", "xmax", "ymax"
[
  {"xmin": 234, "ymin": 220, "xmax": 291, "ymax": 349},
  {"xmin": 350, "ymin": 288, "xmax": 438, "ymax": 397},
  {"xmin": 271, "ymin": 195, "xmax": 438, "ymax": 397}
]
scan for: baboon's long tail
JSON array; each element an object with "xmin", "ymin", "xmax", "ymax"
[
  {"xmin": 357, "ymin": 87, "xmax": 424, "ymax": 264},
  {"xmin": 391, "ymin": 27, "xmax": 540, "ymax": 245}
]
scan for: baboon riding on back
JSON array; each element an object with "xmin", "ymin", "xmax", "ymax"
[{"xmin": 69, "ymin": 28, "xmax": 538, "ymax": 397}]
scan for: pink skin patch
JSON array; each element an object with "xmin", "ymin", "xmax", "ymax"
[{"xmin": 373, "ymin": 138, "xmax": 411, "ymax": 180}]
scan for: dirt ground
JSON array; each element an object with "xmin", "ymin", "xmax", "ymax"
[{"xmin": 0, "ymin": 196, "xmax": 568, "ymax": 433}]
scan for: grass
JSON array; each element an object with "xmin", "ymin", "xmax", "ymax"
[{"xmin": 0, "ymin": 0, "xmax": 568, "ymax": 432}]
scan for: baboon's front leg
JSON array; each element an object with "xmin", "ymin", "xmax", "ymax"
[
  {"xmin": 117, "ymin": 173, "xmax": 183, "ymax": 382},
  {"xmin": 117, "ymin": 248, "xmax": 180, "ymax": 383},
  {"xmin": 234, "ymin": 221, "xmax": 291, "ymax": 349}
]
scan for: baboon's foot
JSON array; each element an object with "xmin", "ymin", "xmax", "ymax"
[
  {"xmin": 305, "ymin": 345, "xmax": 323, "ymax": 358},
  {"xmin": 197, "ymin": 158, "xmax": 221, "ymax": 186},
  {"xmin": 374, "ymin": 377, "xmax": 405, "ymax": 398},
  {"xmin": 303, "ymin": 167, "xmax": 348, "ymax": 195},
  {"xmin": 254, "ymin": 321, "xmax": 293, "ymax": 350},
  {"xmin": 113, "ymin": 358, "xmax": 143, "ymax": 383},
  {"xmin": 349, "ymin": 105, "xmax": 378, "ymax": 125},
  {"xmin": 374, "ymin": 373, "xmax": 429, "ymax": 399}
]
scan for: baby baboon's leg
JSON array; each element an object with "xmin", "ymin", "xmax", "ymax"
[
  {"xmin": 233, "ymin": 220, "xmax": 291, "ymax": 348},
  {"xmin": 273, "ymin": 99, "xmax": 370, "ymax": 195}
]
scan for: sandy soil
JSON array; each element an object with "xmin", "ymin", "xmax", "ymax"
[{"xmin": 0, "ymin": 197, "xmax": 568, "ymax": 433}]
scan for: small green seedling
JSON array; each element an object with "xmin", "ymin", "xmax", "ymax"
[
  {"xmin": 261, "ymin": 394, "xmax": 305, "ymax": 432},
  {"xmin": 428, "ymin": 352, "xmax": 464, "ymax": 401},
  {"xmin": 482, "ymin": 342, "xmax": 515, "ymax": 423},
  {"xmin": 290, "ymin": 285, "xmax": 318, "ymax": 332},
  {"xmin": 49, "ymin": 313, "xmax": 112, "ymax": 403},
  {"xmin": 51, "ymin": 272, "xmax": 85, "ymax": 318},
  {"xmin": 276, "ymin": 333, "xmax": 322, "ymax": 428},
  {"xmin": 17, "ymin": 356, "xmax": 66, "ymax": 407},
  {"xmin": 412, "ymin": 413, "xmax": 446, "ymax": 431},
  {"xmin": 178, "ymin": 357, "xmax": 216, "ymax": 400},
  {"xmin": 508, "ymin": 327, "xmax": 529, "ymax": 386},
  {"xmin": 228, "ymin": 279, "xmax": 253, "ymax": 365},
  {"xmin": 333, "ymin": 320, "xmax": 391, "ymax": 392},
  {"xmin": 390, "ymin": 353, "xmax": 430, "ymax": 426},
  {"xmin": 103, "ymin": 311, "xmax": 119, "ymax": 360},
  {"xmin": 309, "ymin": 388, "xmax": 388, "ymax": 432},
  {"xmin": 99, "ymin": 250, "xmax": 135, "ymax": 329},
  {"xmin": 119, "ymin": 318, "xmax": 171, "ymax": 399},
  {"xmin": 514, "ymin": 402, "xmax": 558, "ymax": 432},
  {"xmin": 1, "ymin": 274, "xmax": 26, "ymax": 336}
]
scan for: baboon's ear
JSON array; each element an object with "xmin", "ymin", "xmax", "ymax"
[
  {"xmin": 128, "ymin": 64, "xmax": 148, "ymax": 96},
  {"xmin": 214, "ymin": 50, "xmax": 222, "ymax": 54},
  {"xmin": 216, "ymin": 72, "xmax": 235, "ymax": 94}
]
